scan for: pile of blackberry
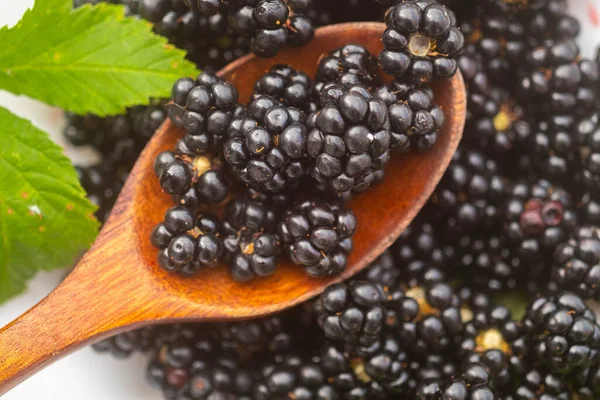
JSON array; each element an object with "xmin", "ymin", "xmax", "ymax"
[
  {"xmin": 148, "ymin": 3, "xmax": 459, "ymax": 281},
  {"xmin": 72, "ymin": 0, "xmax": 600, "ymax": 398}
]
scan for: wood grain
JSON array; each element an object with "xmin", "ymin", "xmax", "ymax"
[{"xmin": 0, "ymin": 22, "xmax": 465, "ymax": 394}]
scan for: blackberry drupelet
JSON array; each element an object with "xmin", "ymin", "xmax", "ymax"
[
  {"xmin": 315, "ymin": 281, "xmax": 384, "ymax": 347},
  {"xmin": 278, "ymin": 198, "xmax": 357, "ymax": 277},
  {"xmin": 223, "ymin": 95, "xmax": 309, "ymax": 192},
  {"xmin": 151, "ymin": 207, "xmax": 224, "ymax": 275},
  {"xmin": 146, "ymin": 326, "xmax": 254, "ymax": 399},
  {"xmin": 522, "ymin": 291, "xmax": 600, "ymax": 374},
  {"xmin": 551, "ymin": 225, "xmax": 600, "ymax": 301},
  {"xmin": 92, "ymin": 326, "xmax": 158, "ymax": 358},
  {"xmin": 221, "ymin": 198, "xmax": 283, "ymax": 281},
  {"xmin": 428, "ymin": 148, "xmax": 506, "ymax": 236},
  {"xmin": 373, "ymin": 79, "xmax": 445, "ymax": 151},
  {"xmin": 307, "ymin": 84, "xmax": 391, "ymax": 194},
  {"xmin": 379, "ymin": 0, "xmax": 464, "ymax": 82},
  {"xmin": 314, "ymin": 44, "xmax": 380, "ymax": 93},
  {"xmin": 415, "ymin": 361, "xmax": 498, "ymax": 399},
  {"xmin": 167, "ymin": 72, "xmax": 240, "ymax": 156},
  {"xmin": 252, "ymin": 64, "xmax": 317, "ymax": 113}
]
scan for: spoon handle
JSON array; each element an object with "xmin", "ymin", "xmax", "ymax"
[{"xmin": 0, "ymin": 246, "xmax": 155, "ymax": 394}]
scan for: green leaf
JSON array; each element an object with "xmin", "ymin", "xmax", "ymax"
[
  {"xmin": 0, "ymin": 107, "xmax": 99, "ymax": 303},
  {"xmin": 0, "ymin": 2, "xmax": 197, "ymax": 116},
  {"xmin": 35, "ymin": 0, "xmax": 73, "ymax": 13}
]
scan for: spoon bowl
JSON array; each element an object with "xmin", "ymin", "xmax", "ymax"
[{"xmin": 0, "ymin": 21, "xmax": 465, "ymax": 393}]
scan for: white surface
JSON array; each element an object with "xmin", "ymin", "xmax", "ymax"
[{"xmin": 0, "ymin": 1, "xmax": 599, "ymax": 399}]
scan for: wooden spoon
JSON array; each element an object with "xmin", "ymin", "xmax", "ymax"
[{"xmin": 0, "ymin": 22, "xmax": 465, "ymax": 393}]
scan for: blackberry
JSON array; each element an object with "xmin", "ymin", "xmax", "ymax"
[
  {"xmin": 577, "ymin": 193, "xmax": 600, "ymax": 225},
  {"xmin": 254, "ymin": 354, "xmax": 336, "ymax": 399},
  {"xmin": 151, "ymin": 207, "xmax": 224, "ymax": 275},
  {"xmin": 349, "ymin": 334, "xmax": 416, "ymax": 396},
  {"xmin": 512, "ymin": 367, "xmax": 570, "ymax": 399},
  {"xmin": 458, "ymin": 50, "xmax": 532, "ymax": 158},
  {"xmin": 409, "ymin": 352, "xmax": 459, "ymax": 391},
  {"xmin": 225, "ymin": 230, "xmax": 281, "ymax": 281},
  {"xmin": 92, "ymin": 326, "xmax": 158, "ymax": 358},
  {"xmin": 551, "ymin": 225, "xmax": 600, "ymax": 301},
  {"xmin": 318, "ymin": 343, "xmax": 377, "ymax": 398},
  {"xmin": 307, "ymin": 85, "xmax": 391, "ymax": 194},
  {"xmin": 278, "ymin": 198, "xmax": 357, "ymax": 277},
  {"xmin": 415, "ymin": 361, "xmax": 498, "ymax": 399},
  {"xmin": 458, "ymin": 15, "xmax": 526, "ymax": 85},
  {"xmin": 428, "ymin": 148, "xmax": 506, "ymax": 235},
  {"xmin": 379, "ymin": 0, "xmax": 464, "ymax": 82},
  {"xmin": 527, "ymin": 114, "xmax": 584, "ymax": 180},
  {"xmin": 146, "ymin": 327, "xmax": 254, "ymax": 399},
  {"xmin": 459, "ymin": 305, "xmax": 528, "ymax": 394},
  {"xmin": 167, "ymin": 72, "xmax": 240, "ymax": 156},
  {"xmin": 252, "ymin": 64, "xmax": 317, "ymax": 113},
  {"xmin": 391, "ymin": 218, "xmax": 456, "ymax": 270},
  {"xmin": 503, "ymin": 179, "xmax": 578, "ymax": 263},
  {"xmin": 315, "ymin": 281, "xmax": 384, "ymax": 347},
  {"xmin": 518, "ymin": 0, "xmax": 580, "ymax": 43},
  {"xmin": 581, "ymin": 114, "xmax": 600, "ymax": 195},
  {"xmin": 522, "ymin": 291, "xmax": 600, "ymax": 374},
  {"xmin": 456, "ymin": 233, "xmax": 522, "ymax": 292},
  {"xmin": 215, "ymin": 314, "xmax": 284, "ymax": 354},
  {"xmin": 385, "ymin": 280, "xmax": 464, "ymax": 355},
  {"xmin": 517, "ymin": 39, "xmax": 598, "ymax": 118},
  {"xmin": 373, "ymin": 79, "xmax": 445, "ymax": 151},
  {"xmin": 64, "ymin": 104, "xmax": 166, "ymax": 156},
  {"xmin": 77, "ymin": 163, "xmax": 125, "ymax": 223},
  {"xmin": 221, "ymin": 198, "xmax": 283, "ymax": 281},
  {"xmin": 155, "ymin": 150, "xmax": 230, "ymax": 204},
  {"xmin": 221, "ymin": 0, "xmax": 316, "ymax": 58},
  {"xmin": 223, "ymin": 95, "xmax": 309, "ymax": 192},
  {"xmin": 361, "ymin": 250, "xmax": 401, "ymax": 290},
  {"xmin": 314, "ymin": 44, "xmax": 380, "ymax": 93}
]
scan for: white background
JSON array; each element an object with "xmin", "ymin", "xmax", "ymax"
[{"xmin": 0, "ymin": 0, "xmax": 599, "ymax": 398}]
